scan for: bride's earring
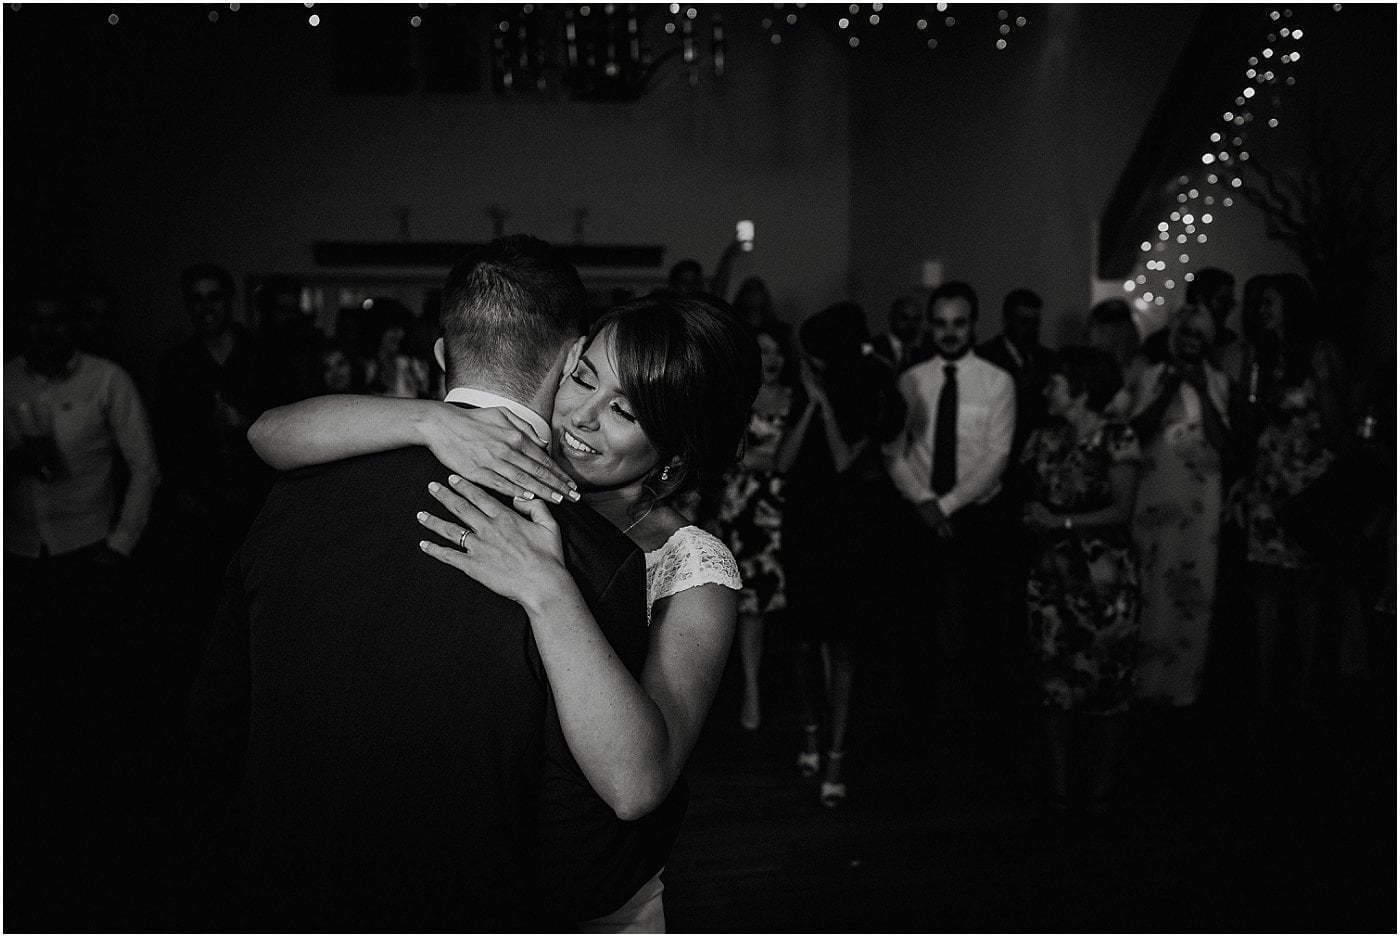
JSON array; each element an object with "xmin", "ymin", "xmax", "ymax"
[{"xmin": 660, "ymin": 464, "xmax": 671, "ymax": 482}]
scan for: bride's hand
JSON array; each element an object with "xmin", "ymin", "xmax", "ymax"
[
  {"xmin": 415, "ymin": 405, "xmax": 578, "ymax": 504},
  {"xmin": 416, "ymin": 474, "xmax": 574, "ymax": 612}
]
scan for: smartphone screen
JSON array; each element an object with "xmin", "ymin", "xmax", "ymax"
[{"xmin": 736, "ymin": 220, "xmax": 754, "ymax": 251}]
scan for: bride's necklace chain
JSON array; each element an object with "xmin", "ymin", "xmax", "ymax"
[{"xmin": 622, "ymin": 502, "xmax": 654, "ymax": 535}]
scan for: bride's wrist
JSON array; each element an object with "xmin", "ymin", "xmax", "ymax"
[{"xmin": 521, "ymin": 568, "xmax": 583, "ymax": 621}]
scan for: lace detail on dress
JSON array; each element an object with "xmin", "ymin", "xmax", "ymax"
[{"xmin": 644, "ymin": 525, "xmax": 742, "ymax": 623}]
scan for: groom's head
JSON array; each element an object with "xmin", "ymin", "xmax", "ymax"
[{"xmin": 436, "ymin": 235, "xmax": 586, "ymax": 406}]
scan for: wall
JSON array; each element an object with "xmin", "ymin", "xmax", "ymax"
[{"xmin": 4, "ymin": 6, "xmax": 851, "ymax": 373}]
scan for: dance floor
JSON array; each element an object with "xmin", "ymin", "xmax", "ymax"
[{"xmin": 4, "ymin": 622, "xmax": 1393, "ymax": 932}]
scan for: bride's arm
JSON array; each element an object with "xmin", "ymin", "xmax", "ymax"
[
  {"xmin": 249, "ymin": 395, "xmax": 577, "ymax": 502},
  {"xmin": 417, "ymin": 478, "xmax": 735, "ymax": 820}
]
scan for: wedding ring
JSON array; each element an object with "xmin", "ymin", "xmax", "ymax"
[{"xmin": 458, "ymin": 529, "xmax": 470, "ymax": 551}]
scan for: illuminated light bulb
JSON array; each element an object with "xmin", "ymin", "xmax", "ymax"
[
  {"xmin": 1270, "ymin": 9, "xmax": 1280, "ymax": 19},
  {"xmin": 1262, "ymin": 47, "xmax": 1273, "ymax": 58},
  {"xmin": 1155, "ymin": 296, "xmax": 1166, "ymax": 306},
  {"xmin": 872, "ymin": 2, "xmax": 882, "ymax": 9},
  {"xmin": 849, "ymin": 3, "xmax": 858, "ymax": 12},
  {"xmin": 1332, "ymin": 3, "xmax": 1340, "ymax": 9},
  {"xmin": 1289, "ymin": 50, "xmax": 1299, "ymax": 62},
  {"xmin": 1179, "ymin": 174, "xmax": 1191, "ymax": 185},
  {"xmin": 1268, "ymin": 117, "xmax": 1279, "ymax": 128},
  {"xmin": 916, "ymin": 17, "xmax": 928, "ymax": 29},
  {"xmin": 1188, "ymin": 188, "xmax": 1199, "ymax": 198},
  {"xmin": 998, "ymin": 8, "xmax": 1008, "ymax": 19},
  {"xmin": 1170, "ymin": 211, "xmax": 1181, "ymax": 221},
  {"xmin": 1197, "ymin": 234, "xmax": 1208, "ymax": 243},
  {"xmin": 838, "ymin": 16, "xmax": 848, "ymax": 27},
  {"xmin": 1265, "ymin": 70, "xmax": 1275, "ymax": 80},
  {"xmin": 1143, "ymin": 292, "xmax": 1154, "ymax": 302},
  {"xmin": 999, "ymin": 23, "xmax": 1010, "ymax": 34},
  {"xmin": 107, "ymin": 11, "xmax": 118, "ymax": 24},
  {"xmin": 996, "ymin": 38, "xmax": 1007, "ymax": 49},
  {"xmin": 1223, "ymin": 197, "xmax": 1234, "ymax": 207},
  {"xmin": 936, "ymin": 1, "xmax": 947, "ymax": 10},
  {"xmin": 1249, "ymin": 56, "xmax": 1259, "ymax": 66},
  {"xmin": 1207, "ymin": 174, "xmax": 1218, "ymax": 184},
  {"xmin": 1243, "ymin": 87, "xmax": 1256, "ymax": 98},
  {"xmin": 1177, "ymin": 194, "xmax": 1188, "ymax": 203},
  {"xmin": 1184, "ymin": 272, "xmax": 1195, "ymax": 283},
  {"xmin": 209, "ymin": 10, "xmax": 219, "ymax": 21},
  {"xmin": 1279, "ymin": 26, "xmax": 1291, "ymax": 37},
  {"xmin": 229, "ymin": 2, "xmax": 239, "ymax": 9},
  {"xmin": 664, "ymin": 21, "xmax": 675, "ymax": 32},
  {"xmin": 1247, "ymin": 69, "xmax": 1258, "ymax": 79},
  {"xmin": 409, "ymin": 14, "xmax": 421, "ymax": 26},
  {"xmin": 1141, "ymin": 241, "xmax": 1152, "ymax": 252},
  {"xmin": 1158, "ymin": 222, "xmax": 1170, "ymax": 232},
  {"xmin": 1210, "ymin": 132, "xmax": 1222, "ymax": 142},
  {"xmin": 1231, "ymin": 177, "xmax": 1242, "ymax": 188},
  {"xmin": 1165, "ymin": 279, "xmax": 1175, "ymax": 289},
  {"xmin": 849, "ymin": 35, "xmax": 859, "ymax": 46},
  {"xmin": 870, "ymin": 13, "xmax": 880, "ymax": 24},
  {"xmin": 1136, "ymin": 275, "xmax": 1147, "ymax": 284},
  {"xmin": 499, "ymin": 20, "xmax": 509, "ymax": 30},
  {"xmin": 762, "ymin": 16, "xmax": 772, "ymax": 27},
  {"xmin": 1292, "ymin": 28, "xmax": 1302, "ymax": 38},
  {"xmin": 1222, "ymin": 111, "xmax": 1233, "ymax": 121},
  {"xmin": 1286, "ymin": 75, "xmax": 1296, "ymax": 85},
  {"xmin": 1204, "ymin": 196, "xmax": 1215, "ymax": 205},
  {"xmin": 1201, "ymin": 153, "xmax": 1216, "ymax": 165},
  {"xmin": 1185, "ymin": 224, "xmax": 1196, "ymax": 233},
  {"xmin": 1176, "ymin": 234, "xmax": 1188, "ymax": 243},
  {"xmin": 1159, "ymin": 232, "xmax": 1169, "ymax": 241},
  {"xmin": 308, "ymin": 13, "xmax": 320, "ymax": 25},
  {"xmin": 1135, "ymin": 298, "xmax": 1149, "ymax": 311},
  {"xmin": 686, "ymin": 7, "xmax": 697, "ymax": 18},
  {"xmin": 580, "ymin": 5, "xmax": 591, "ymax": 13},
  {"xmin": 1124, "ymin": 281, "xmax": 1136, "ymax": 291},
  {"xmin": 1202, "ymin": 214, "xmax": 1213, "ymax": 224},
  {"xmin": 787, "ymin": 12, "xmax": 797, "ymax": 23},
  {"xmin": 771, "ymin": 32, "xmax": 781, "ymax": 43},
  {"xmin": 1239, "ymin": 151, "xmax": 1250, "ymax": 161},
  {"xmin": 945, "ymin": 15, "xmax": 955, "ymax": 26},
  {"xmin": 1016, "ymin": 16, "xmax": 1026, "ymax": 26},
  {"xmin": 604, "ymin": 62, "xmax": 620, "ymax": 76},
  {"xmin": 669, "ymin": 2, "xmax": 679, "ymax": 11},
  {"xmin": 926, "ymin": 38, "xmax": 938, "ymax": 48},
  {"xmin": 1183, "ymin": 214, "xmax": 1194, "ymax": 224},
  {"xmin": 1279, "ymin": 53, "xmax": 1290, "ymax": 63}
]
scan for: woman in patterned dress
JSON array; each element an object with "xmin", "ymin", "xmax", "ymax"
[
  {"xmin": 1021, "ymin": 347, "xmax": 1142, "ymax": 812},
  {"xmin": 250, "ymin": 292, "xmax": 760, "ymax": 931},
  {"xmin": 712, "ymin": 325, "xmax": 797, "ymax": 730},
  {"xmin": 1236, "ymin": 274, "xmax": 1348, "ymax": 706},
  {"xmin": 1126, "ymin": 306, "xmax": 1240, "ymax": 708}
]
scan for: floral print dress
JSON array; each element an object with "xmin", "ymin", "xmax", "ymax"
[
  {"xmin": 713, "ymin": 396, "xmax": 792, "ymax": 616},
  {"xmin": 1244, "ymin": 378, "xmax": 1337, "ymax": 570},
  {"xmin": 1023, "ymin": 421, "xmax": 1142, "ymax": 714}
]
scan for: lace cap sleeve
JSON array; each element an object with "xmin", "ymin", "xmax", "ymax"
[{"xmin": 646, "ymin": 526, "xmax": 742, "ymax": 612}]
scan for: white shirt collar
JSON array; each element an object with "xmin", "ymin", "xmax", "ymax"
[{"xmin": 443, "ymin": 387, "xmax": 551, "ymax": 446}]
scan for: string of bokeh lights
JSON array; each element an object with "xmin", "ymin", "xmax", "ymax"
[{"xmin": 1121, "ymin": 6, "xmax": 1341, "ymax": 314}]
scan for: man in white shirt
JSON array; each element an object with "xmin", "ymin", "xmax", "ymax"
[{"xmin": 885, "ymin": 281, "xmax": 1017, "ymax": 710}]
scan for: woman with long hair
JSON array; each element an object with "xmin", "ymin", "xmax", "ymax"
[{"xmin": 249, "ymin": 291, "xmax": 760, "ymax": 930}]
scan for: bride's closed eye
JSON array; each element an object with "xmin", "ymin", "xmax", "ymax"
[{"xmin": 571, "ymin": 365, "xmax": 638, "ymax": 423}]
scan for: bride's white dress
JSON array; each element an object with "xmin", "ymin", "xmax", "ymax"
[{"xmin": 581, "ymin": 525, "xmax": 741, "ymax": 934}]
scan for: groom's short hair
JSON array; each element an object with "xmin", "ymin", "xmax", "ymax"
[{"xmin": 439, "ymin": 235, "xmax": 586, "ymax": 400}]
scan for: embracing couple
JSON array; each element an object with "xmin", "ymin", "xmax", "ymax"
[{"xmin": 187, "ymin": 236, "xmax": 760, "ymax": 931}]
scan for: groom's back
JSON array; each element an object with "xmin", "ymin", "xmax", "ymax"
[{"xmin": 194, "ymin": 444, "xmax": 645, "ymax": 929}]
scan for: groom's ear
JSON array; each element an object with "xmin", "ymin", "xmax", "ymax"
[{"xmin": 433, "ymin": 337, "xmax": 446, "ymax": 373}]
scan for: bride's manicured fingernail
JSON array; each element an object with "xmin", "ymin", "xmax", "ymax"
[
  {"xmin": 552, "ymin": 492, "xmax": 564, "ymax": 503},
  {"xmin": 519, "ymin": 491, "xmax": 535, "ymax": 500},
  {"xmin": 416, "ymin": 511, "xmax": 427, "ymax": 521},
  {"xmin": 567, "ymin": 490, "xmax": 581, "ymax": 501},
  {"xmin": 418, "ymin": 540, "xmax": 430, "ymax": 551},
  {"xmin": 448, "ymin": 474, "xmax": 462, "ymax": 486},
  {"xmin": 428, "ymin": 482, "xmax": 440, "ymax": 493}
]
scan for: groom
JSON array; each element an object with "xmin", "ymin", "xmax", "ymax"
[{"xmin": 187, "ymin": 236, "xmax": 681, "ymax": 930}]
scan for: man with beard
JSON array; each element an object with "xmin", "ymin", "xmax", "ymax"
[{"xmin": 885, "ymin": 281, "xmax": 1017, "ymax": 717}]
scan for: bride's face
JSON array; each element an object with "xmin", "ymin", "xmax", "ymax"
[{"xmin": 551, "ymin": 327, "xmax": 661, "ymax": 491}]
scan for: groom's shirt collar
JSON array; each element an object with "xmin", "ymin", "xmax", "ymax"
[{"xmin": 443, "ymin": 387, "xmax": 551, "ymax": 447}]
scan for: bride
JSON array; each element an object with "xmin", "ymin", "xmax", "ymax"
[{"xmin": 249, "ymin": 290, "xmax": 761, "ymax": 931}]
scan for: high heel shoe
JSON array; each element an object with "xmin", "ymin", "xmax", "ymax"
[
  {"xmin": 796, "ymin": 724, "xmax": 821, "ymax": 777},
  {"xmin": 820, "ymin": 751, "xmax": 846, "ymax": 808}
]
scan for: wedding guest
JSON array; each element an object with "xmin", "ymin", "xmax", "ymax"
[
  {"xmin": 868, "ymin": 295, "xmax": 931, "ymax": 376},
  {"xmin": 731, "ymin": 276, "xmax": 793, "ymax": 347},
  {"xmin": 712, "ymin": 324, "xmax": 798, "ymax": 730},
  {"xmin": 316, "ymin": 340, "xmax": 361, "ymax": 395},
  {"xmin": 885, "ymin": 282, "xmax": 1019, "ymax": 711},
  {"xmin": 1237, "ymin": 274, "xmax": 1349, "ymax": 708},
  {"xmin": 255, "ymin": 274, "xmax": 318, "ymax": 400},
  {"xmin": 979, "ymin": 287, "xmax": 1052, "ymax": 469},
  {"xmin": 1127, "ymin": 306, "xmax": 1241, "ymax": 708},
  {"xmin": 1020, "ymin": 347, "xmax": 1141, "ymax": 813},
  {"xmin": 1138, "ymin": 267, "xmax": 1242, "ymax": 369},
  {"xmin": 360, "ymin": 296, "xmax": 433, "ymax": 399},
  {"xmin": 784, "ymin": 302, "xmax": 904, "ymax": 807}
]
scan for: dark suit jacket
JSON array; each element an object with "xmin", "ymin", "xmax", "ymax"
[
  {"xmin": 187, "ymin": 441, "xmax": 684, "ymax": 930},
  {"xmin": 977, "ymin": 334, "xmax": 1050, "ymax": 479}
]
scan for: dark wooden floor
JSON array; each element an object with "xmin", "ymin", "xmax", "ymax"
[{"xmin": 5, "ymin": 614, "xmax": 1394, "ymax": 932}]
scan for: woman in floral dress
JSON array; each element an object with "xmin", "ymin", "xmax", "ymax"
[
  {"xmin": 1021, "ymin": 347, "xmax": 1142, "ymax": 811},
  {"xmin": 713, "ymin": 325, "xmax": 796, "ymax": 730},
  {"xmin": 1127, "ymin": 306, "xmax": 1239, "ymax": 708}
]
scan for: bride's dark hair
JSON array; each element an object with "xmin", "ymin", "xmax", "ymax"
[{"xmin": 583, "ymin": 290, "xmax": 761, "ymax": 504}]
